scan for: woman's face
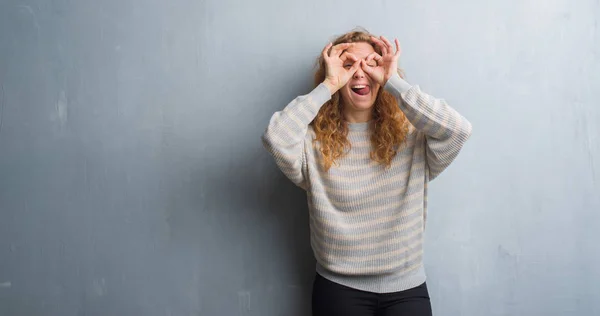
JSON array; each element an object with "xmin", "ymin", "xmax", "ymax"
[{"xmin": 338, "ymin": 42, "xmax": 380, "ymax": 119}]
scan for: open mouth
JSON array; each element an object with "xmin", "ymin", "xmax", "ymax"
[{"xmin": 351, "ymin": 85, "xmax": 371, "ymax": 96}]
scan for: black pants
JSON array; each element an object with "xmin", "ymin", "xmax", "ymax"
[{"xmin": 312, "ymin": 273, "xmax": 433, "ymax": 316}]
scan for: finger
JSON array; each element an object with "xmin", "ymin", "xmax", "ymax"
[
  {"xmin": 360, "ymin": 60, "xmax": 376, "ymax": 76},
  {"xmin": 370, "ymin": 36, "xmax": 387, "ymax": 54},
  {"xmin": 378, "ymin": 42, "xmax": 388, "ymax": 56},
  {"xmin": 340, "ymin": 52, "xmax": 359, "ymax": 62},
  {"xmin": 322, "ymin": 42, "xmax": 333, "ymax": 60},
  {"xmin": 366, "ymin": 52, "xmax": 383, "ymax": 63},
  {"xmin": 360, "ymin": 59, "xmax": 368, "ymax": 70},
  {"xmin": 370, "ymin": 36, "xmax": 385, "ymax": 46},
  {"xmin": 330, "ymin": 43, "xmax": 354, "ymax": 57},
  {"xmin": 351, "ymin": 59, "xmax": 361, "ymax": 72},
  {"xmin": 395, "ymin": 39, "xmax": 402, "ymax": 57},
  {"xmin": 374, "ymin": 36, "xmax": 391, "ymax": 55},
  {"xmin": 380, "ymin": 36, "xmax": 394, "ymax": 56},
  {"xmin": 394, "ymin": 38, "xmax": 402, "ymax": 57},
  {"xmin": 380, "ymin": 36, "xmax": 394, "ymax": 52},
  {"xmin": 345, "ymin": 60, "xmax": 361, "ymax": 79},
  {"xmin": 381, "ymin": 35, "xmax": 396, "ymax": 55}
]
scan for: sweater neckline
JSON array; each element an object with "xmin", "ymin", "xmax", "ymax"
[{"xmin": 347, "ymin": 120, "xmax": 374, "ymax": 131}]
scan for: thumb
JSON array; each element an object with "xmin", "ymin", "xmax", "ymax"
[{"xmin": 360, "ymin": 60, "xmax": 375, "ymax": 76}]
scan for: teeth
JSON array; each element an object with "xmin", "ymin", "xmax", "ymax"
[{"xmin": 352, "ymin": 85, "xmax": 367, "ymax": 89}]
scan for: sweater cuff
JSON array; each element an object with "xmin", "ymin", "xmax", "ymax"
[
  {"xmin": 311, "ymin": 82, "xmax": 333, "ymax": 106},
  {"xmin": 384, "ymin": 73, "xmax": 413, "ymax": 97}
]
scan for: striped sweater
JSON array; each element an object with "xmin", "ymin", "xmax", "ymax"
[{"xmin": 261, "ymin": 73, "xmax": 472, "ymax": 293}]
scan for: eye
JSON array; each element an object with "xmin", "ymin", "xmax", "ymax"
[
  {"xmin": 343, "ymin": 64, "xmax": 353, "ymax": 69},
  {"xmin": 367, "ymin": 61, "xmax": 377, "ymax": 67}
]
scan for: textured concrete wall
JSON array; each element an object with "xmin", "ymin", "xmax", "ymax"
[{"xmin": 0, "ymin": 0, "xmax": 598, "ymax": 315}]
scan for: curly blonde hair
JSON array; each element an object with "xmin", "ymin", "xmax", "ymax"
[{"xmin": 311, "ymin": 29, "xmax": 410, "ymax": 171}]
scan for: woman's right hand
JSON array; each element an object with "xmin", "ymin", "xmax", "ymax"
[{"xmin": 322, "ymin": 43, "xmax": 361, "ymax": 94}]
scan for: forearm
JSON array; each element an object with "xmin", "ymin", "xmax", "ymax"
[
  {"xmin": 261, "ymin": 83, "xmax": 332, "ymax": 187},
  {"xmin": 384, "ymin": 73, "xmax": 472, "ymax": 179},
  {"xmin": 384, "ymin": 73, "xmax": 472, "ymax": 141}
]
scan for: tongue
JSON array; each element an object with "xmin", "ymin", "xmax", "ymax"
[{"xmin": 354, "ymin": 86, "xmax": 370, "ymax": 96}]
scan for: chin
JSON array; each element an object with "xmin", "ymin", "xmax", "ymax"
[{"xmin": 351, "ymin": 101, "xmax": 375, "ymax": 110}]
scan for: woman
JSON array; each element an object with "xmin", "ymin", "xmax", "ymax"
[{"xmin": 261, "ymin": 29, "xmax": 472, "ymax": 316}]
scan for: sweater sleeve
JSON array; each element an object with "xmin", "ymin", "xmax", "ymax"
[
  {"xmin": 261, "ymin": 83, "xmax": 332, "ymax": 190},
  {"xmin": 384, "ymin": 73, "xmax": 473, "ymax": 180}
]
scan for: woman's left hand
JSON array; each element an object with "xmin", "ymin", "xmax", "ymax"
[{"xmin": 361, "ymin": 36, "xmax": 401, "ymax": 86}]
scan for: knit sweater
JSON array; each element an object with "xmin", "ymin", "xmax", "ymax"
[{"xmin": 261, "ymin": 73, "xmax": 472, "ymax": 293}]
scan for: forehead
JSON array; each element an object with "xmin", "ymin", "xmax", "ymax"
[{"xmin": 345, "ymin": 42, "xmax": 375, "ymax": 59}]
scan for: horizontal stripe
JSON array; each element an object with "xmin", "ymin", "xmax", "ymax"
[
  {"xmin": 318, "ymin": 161, "xmax": 425, "ymax": 197},
  {"xmin": 311, "ymin": 189, "xmax": 424, "ymax": 222},
  {"xmin": 323, "ymin": 150, "xmax": 419, "ymax": 179},
  {"xmin": 314, "ymin": 200, "xmax": 423, "ymax": 231},
  {"xmin": 316, "ymin": 248, "xmax": 424, "ymax": 275},
  {"xmin": 309, "ymin": 211, "xmax": 423, "ymax": 242},
  {"xmin": 312, "ymin": 225, "xmax": 423, "ymax": 252},
  {"xmin": 312, "ymin": 237, "xmax": 423, "ymax": 264},
  {"xmin": 309, "ymin": 174, "xmax": 425, "ymax": 210}
]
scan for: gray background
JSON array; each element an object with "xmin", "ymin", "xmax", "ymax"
[{"xmin": 1, "ymin": 0, "xmax": 599, "ymax": 315}]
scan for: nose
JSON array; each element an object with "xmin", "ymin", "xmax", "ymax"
[{"xmin": 353, "ymin": 66, "xmax": 365, "ymax": 79}]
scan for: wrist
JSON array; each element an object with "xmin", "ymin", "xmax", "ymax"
[
  {"xmin": 382, "ymin": 73, "xmax": 392, "ymax": 86},
  {"xmin": 323, "ymin": 80, "xmax": 338, "ymax": 95}
]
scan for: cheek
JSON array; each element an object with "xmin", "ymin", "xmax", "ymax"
[
  {"xmin": 372, "ymin": 85, "xmax": 381, "ymax": 97},
  {"xmin": 338, "ymin": 86, "xmax": 351, "ymax": 102}
]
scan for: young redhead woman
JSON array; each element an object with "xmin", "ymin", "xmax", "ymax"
[{"xmin": 262, "ymin": 29, "xmax": 472, "ymax": 316}]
